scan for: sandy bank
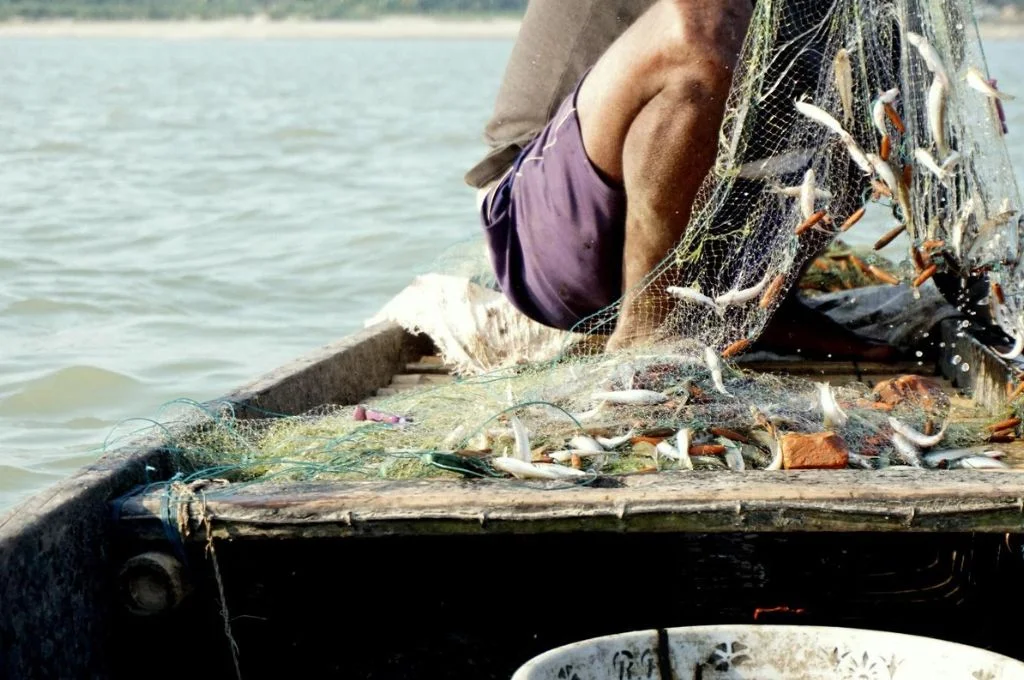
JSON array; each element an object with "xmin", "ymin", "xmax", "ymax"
[
  {"xmin": 978, "ymin": 22, "xmax": 1024, "ymax": 40},
  {"xmin": 1, "ymin": 17, "xmax": 1021, "ymax": 42},
  {"xmin": 0, "ymin": 16, "xmax": 521, "ymax": 39}
]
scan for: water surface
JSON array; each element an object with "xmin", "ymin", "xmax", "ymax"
[{"xmin": 2, "ymin": 37, "xmax": 1024, "ymax": 512}]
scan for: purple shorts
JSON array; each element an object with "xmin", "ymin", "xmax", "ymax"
[{"xmin": 480, "ymin": 78, "xmax": 627, "ymax": 332}]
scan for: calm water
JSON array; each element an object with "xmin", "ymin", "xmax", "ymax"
[{"xmin": 2, "ymin": 37, "xmax": 1024, "ymax": 513}]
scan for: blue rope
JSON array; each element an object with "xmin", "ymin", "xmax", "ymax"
[{"xmin": 158, "ymin": 474, "xmax": 189, "ymax": 566}]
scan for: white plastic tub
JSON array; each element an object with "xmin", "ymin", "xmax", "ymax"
[{"xmin": 511, "ymin": 625, "xmax": 1024, "ymax": 680}]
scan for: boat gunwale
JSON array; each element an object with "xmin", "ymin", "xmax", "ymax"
[
  {"xmin": 114, "ymin": 467, "xmax": 1024, "ymax": 539},
  {"xmin": 102, "ymin": 315, "xmax": 1024, "ymax": 540}
]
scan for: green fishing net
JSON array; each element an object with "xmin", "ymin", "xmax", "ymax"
[{"xmin": 113, "ymin": 0, "xmax": 1024, "ymax": 482}]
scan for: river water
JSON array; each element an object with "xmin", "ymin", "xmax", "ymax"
[{"xmin": 1, "ymin": 36, "xmax": 1023, "ymax": 512}]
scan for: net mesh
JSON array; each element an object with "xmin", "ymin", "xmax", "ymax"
[
  {"xmin": 125, "ymin": 344, "xmax": 1000, "ymax": 486},
  {"xmin": 112, "ymin": 0, "xmax": 1024, "ymax": 484},
  {"xmin": 572, "ymin": 0, "xmax": 1022, "ymax": 356}
]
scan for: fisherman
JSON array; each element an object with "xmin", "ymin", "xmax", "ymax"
[{"xmin": 466, "ymin": 0, "xmax": 899, "ymax": 359}]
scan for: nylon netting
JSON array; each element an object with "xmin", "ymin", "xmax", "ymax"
[
  {"xmin": 573, "ymin": 0, "xmax": 1023, "ymax": 356},
  {"xmin": 108, "ymin": 0, "xmax": 1024, "ymax": 485}
]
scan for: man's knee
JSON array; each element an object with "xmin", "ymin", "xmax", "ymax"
[{"xmin": 653, "ymin": 0, "xmax": 752, "ymax": 90}]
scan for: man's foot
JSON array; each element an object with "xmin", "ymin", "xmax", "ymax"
[
  {"xmin": 604, "ymin": 315, "xmax": 661, "ymax": 353},
  {"xmin": 752, "ymin": 294, "xmax": 900, "ymax": 361},
  {"xmin": 604, "ymin": 286, "xmax": 674, "ymax": 352}
]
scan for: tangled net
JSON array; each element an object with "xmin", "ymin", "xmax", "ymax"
[
  {"xmin": 572, "ymin": 0, "xmax": 1023, "ymax": 356},
  {"xmin": 121, "ymin": 337, "xmax": 1020, "ymax": 487},
  {"xmin": 117, "ymin": 0, "xmax": 1024, "ymax": 484}
]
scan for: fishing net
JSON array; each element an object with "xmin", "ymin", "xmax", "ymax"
[
  {"xmin": 120, "ymin": 336, "xmax": 1016, "ymax": 487},
  {"xmin": 572, "ymin": 0, "xmax": 1023, "ymax": 357},
  {"xmin": 115, "ymin": 0, "xmax": 1024, "ymax": 483}
]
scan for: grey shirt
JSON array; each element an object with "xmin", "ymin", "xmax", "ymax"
[{"xmin": 464, "ymin": 0, "xmax": 657, "ymax": 189}]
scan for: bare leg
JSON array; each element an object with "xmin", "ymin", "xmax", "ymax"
[{"xmin": 573, "ymin": 0, "xmax": 753, "ymax": 351}]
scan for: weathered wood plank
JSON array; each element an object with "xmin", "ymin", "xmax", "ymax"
[
  {"xmin": 390, "ymin": 373, "xmax": 455, "ymax": 386},
  {"xmin": 405, "ymin": 359, "xmax": 450, "ymax": 374},
  {"xmin": 114, "ymin": 469, "xmax": 1024, "ymax": 540},
  {"xmin": 222, "ymin": 322, "xmax": 428, "ymax": 417}
]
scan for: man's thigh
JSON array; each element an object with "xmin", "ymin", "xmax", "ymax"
[{"xmin": 479, "ymin": 79, "xmax": 627, "ymax": 332}]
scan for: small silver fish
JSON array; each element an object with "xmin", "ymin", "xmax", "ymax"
[
  {"xmin": 596, "ymin": 430, "xmax": 634, "ymax": 450},
  {"xmin": 834, "ymin": 49, "xmax": 854, "ymax": 127},
  {"xmin": 953, "ymin": 456, "xmax": 1011, "ymax": 470},
  {"xmin": 888, "ymin": 416, "xmax": 947, "ymax": 448},
  {"xmin": 724, "ymin": 447, "xmax": 745, "ymax": 471},
  {"xmin": 891, "ymin": 432, "xmax": 925, "ymax": 468},
  {"xmin": 666, "ymin": 286, "xmax": 721, "ymax": 314},
  {"xmin": 549, "ymin": 449, "xmax": 604, "ymax": 463},
  {"xmin": 879, "ymin": 87, "xmax": 900, "ymax": 105},
  {"xmin": 493, "ymin": 456, "xmax": 572, "ymax": 480},
  {"xmin": 868, "ymin": 153, "xmax": 900, "ymax": 196},
  {"xmin": 872, "ymin": 98, "xmax": 888, "ymax": 137},
  {"xmin": 676, "ymin": 428, "xmax": 694, "ymax": 470},
  {"xmin": 532, "ymin": 463, "xmax": 588, "ymax": 478},
  {"xmin": 799, "ymin": 168, "xmax": 817, "ymax": 221},
  {"xmin": 907, "ymin": 32, "xmax": 950, "ymax": 85},
  {"xmin": 655, "ymin": 440, "xmax": 680, "ymax": 463},
  {"xmin": 569, "ymin": 435, "xmax": 605, "ymax": 453},
  {"xmin": 928, "ymin": 78, "xmax": 949, "ymax": 158},
  {"xmin": 510, "ymin": 416, "xmax": 531, "ymax": 462},
  {"xmin": 872, "ymin": 89, "xmax": 901, "ymax": 138},
  {"xmin": 590, "ymin": 390, "xmax": 668, "ymax": 406},
  {"xmin": 848, "ymin": 452, "xmax": 876, "ymax": 470},
  {"xmin": 924, "ymin": 448, "xmax": 1004, "ymax": 467},
  {"xmin": 841, "ymin": 133, "xmax": 874, "ymax": 175},
  {"xmin": 704, "ymin": 346, "xmax": 732, "ymax": 397},
  {"xmin": 794, "ymin": 98, "xmax": 848, "ymax": 136},
  {"xmin": 966, "ymin": 67, "xmax": 1015, "ymax": 101},
  {"xmin": 914, "ymin": 148, "xmax": 950, "ymax": 184},
  {"xmin": 817, "ymin": 382, "xmax": 849, "ymax": 428},
  {"xmin": 772, "ymin": 184, "xmax": 832, "ymax": 201},
  {"xmin": 714, "ymin": 269, "xmax": 774, "ymax": 307}
]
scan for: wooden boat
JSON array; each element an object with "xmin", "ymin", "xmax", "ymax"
[{"xmin": 3, "ymin": 318, "xmax": 1024, "ymax": 679}]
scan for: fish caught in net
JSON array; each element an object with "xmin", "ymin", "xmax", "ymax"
[
  {"xmin": 123, "ymin": 0, "xmax": 1024, "ymax": 484},
  {"xmin": 151, "ymin": 339, "xmax": 1017, "ymax": 486},
  {"xmin": 574, "ymin": 0, "xmax": 1023, "ymax": 359}
]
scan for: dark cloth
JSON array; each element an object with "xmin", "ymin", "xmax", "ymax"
[
  {"xmin": 481, "ymin": 79, "xmax": 627, "ymax": 331},
  {"xmin": 464, "ymin": 0, "xmax": 657, "ymax": 189},
  {"xmin": 801, "ymin": 284, "xmax": 962, "ymax": 352}
]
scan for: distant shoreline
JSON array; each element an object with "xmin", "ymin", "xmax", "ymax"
[
  {"xmin": 978, "ymin": 22, "xmax": 1024, "ymax": 40},
  {"xmin": 0, "ymin": 17, "xmax": 1022, "ymax": 41},
  {"xmin": 0, "ymin": 16, "xmax": 522, "ymax": 39}
]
